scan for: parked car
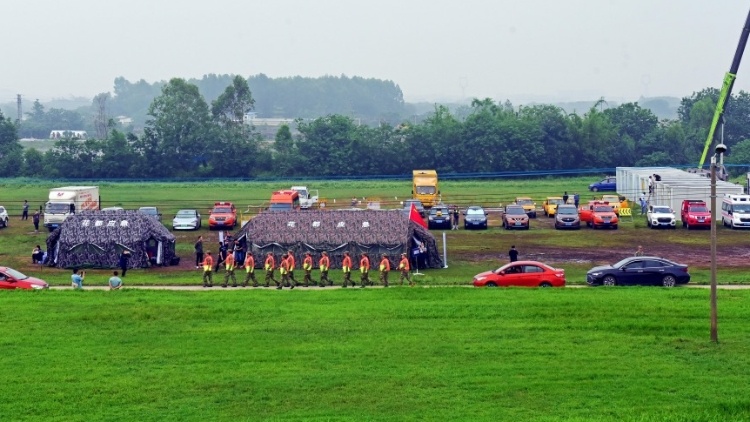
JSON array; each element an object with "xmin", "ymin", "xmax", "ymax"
[
  {"xmin": 427, "ymin": 205, "xmax": 452, "ymax": 230},
  {"xmin": 173, "ymin": 209, "xmax": 202, "ymax": 230},
  {"xmin": 403, "ymin": 199, "xmax": 426, "ymax": 217},
  {"xmin": 0, "ymin": 206, "xmax": 8, "ymax": 228},
  {"xmin": 138, "ymin": 206, "xmax": 162, "ymax": 222},
  {"xmin": 589, "ymin": 176, "xmax": 617, "ymax": 192},
  {"xmin": 0, "ymin": 266, "xmax": 49, "ymax": 290},
  {"xmin": 542, "ymin": 197, "xmax": 564, "ymax": 217},
  {"xmin": 503, "ymin": 205, "xmax": 530, "ymax": 230},
  {"xmin": 579, "ymin": 201, "xmax": 619, "ymax": 229},
  {"xmin": 646, "ymin": 205, "xmax": 676, "ymax": 229},
  {"xmin": 473, "ymin": 260, "xmax": 565, "ymax": 288},
  {"xmin": 681, "ymin": 200, "xmax": 711, "ymax": 229},
  {"xmin": 515, "ymin": 197, "xmax": 537, "ymax": 218},
  {"xmin": 586, "ymin": 256, "xmax": 690, "ymax": 287},
  {"xmin": 463, "ymin": 205, "xmax": 488, "ymax": 230},
  {"xmin": 554, "ymin": 204, "xmax": 581, "ymax": 229},
  {"xmin": 209, "ymin": 202, "xmax": 237, "ymax": 230}
]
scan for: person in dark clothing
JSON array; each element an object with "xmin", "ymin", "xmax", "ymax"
[
  {"xmin": 194, "ymin": 236, "xmax": 204, "ymax": 269},
  {"xmin": 508, "ymin": 245, "xmax": 519, "ymax": 263},
  {"xmin": 119, "ymin": 250, "xmax": 131, "ymax": 276}
]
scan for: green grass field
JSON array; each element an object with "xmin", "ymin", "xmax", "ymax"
[{"xmin": 1, "ymin": 288, "xmax": 749, "ymax": 421}]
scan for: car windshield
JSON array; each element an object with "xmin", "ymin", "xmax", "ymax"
[
  {"xmin": 689, "ymin": 206, "xmax": 708, "ymax": 213},
  {"xmin": 558, "ymin": 207, "xmax": 577, "ymax": 215},
  {"xmin": 734, "ymin": 204, "xmax": 750, "ymax": 213},
  {"xmin": 653, "ymin": 206, "xmax": 671, "ymax": 213},
  {"xmin": 517, "ymin": 199, "xmax": 533, "ymax": 205},
  {"xmin": 269, "ymin": 203, "xmax": 292, "ymax": 211},
  {"xmin": 176, "ymin": 210, "xmax": 196, "ymax": 218},
  {"xmin": 594, "ymin": 206, "xmax": 613, "ymax": 212},
  {"xmin": 416, "ymin": 186, "xmax": 436, "ymax": 195},
  {"xmin": 4, "ymin": 268, "xmax": 28, "ymax": 280},
  {"xmin": 212, "ymin": 207, "xmax": 232, "ymax": 213},
  {"xmin": 45, "ymin": 202, "xmax": 70, "ymax": 213},
  {"xmin": 506, "ymin": 206, "xmax": 525, "ymax": 214},
  {"xmin": 466, "ymin": 208, "xmax": 484, "ymax": 216}
]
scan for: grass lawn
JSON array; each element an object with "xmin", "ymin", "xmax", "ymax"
[{"xmin": 1, "ymin": 288, "xmax": 749, "ymax": 421}]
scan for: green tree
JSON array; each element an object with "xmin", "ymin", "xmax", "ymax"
[{"xmin": 144, "ymin": 78, "xmax": 215, "ymax": 177}]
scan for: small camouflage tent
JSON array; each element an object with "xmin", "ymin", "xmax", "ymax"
[
  {"xmin": 232, "ymin": 209, "xmax": 443, "ymax": 269},
  {"xmin": 46, "ymin": 210, "xmax": 176, "ymax": 269}
]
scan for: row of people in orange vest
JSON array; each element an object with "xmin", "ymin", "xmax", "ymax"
[{"xmin": 200, "ymin": 250, "xmax": 413, "ymax": 289}]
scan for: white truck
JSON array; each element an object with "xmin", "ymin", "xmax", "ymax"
[
  {"xmin": 44, "ymin": 186, "xmax": 100, "ymax": 231},
  {"xmin": 291, "ymin": 186, "xmax": 319, "ymax": 210}
]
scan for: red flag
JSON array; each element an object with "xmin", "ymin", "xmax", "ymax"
[{"xmin": 409, "ymin": 204, "xmax": 427, "ymax": 228}]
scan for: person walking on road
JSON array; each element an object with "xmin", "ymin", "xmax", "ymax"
[
  {"xmin": 509, "ymin": 245, "xmax": 519, "ymax": 263},
  {"xmin": 202, "ymin": 252, "xmax": 214, "ymax": 287},
  {"xmin": 22, "ymin": 200, "xmax": 29, "ymax": 220},
  {"xmin": 264, "ymin": 252, "xmax": 277, "ymax": 287},
  {"xmin": 398, "ymin": 253, "xmax": 413, "ymax": 286},
  {"xmin": 379, "ymin": 254, "xmax": 390, "ymax": 287},
  {"xmin": 243, "ymin": 253, "xmax": 258, "ymax": 287},
  {"xmin": 359, "ymin": 253, "xmax": 371, "ymax": 288},
  {"xmin": 119, "ymin": 250, "xmax": 131, "ymax": 277},
  {"xmin": 222, "ymin": 252, "xmax": 237, "ymax": 287},
  {"xmin": 342, "ymin": 252, "xmax": 353, "ymax": 287},
  {"xmin": 194, "ymin": 236, "xmax": 204, "ymax": 269},
  {"xmin": 302, "ymin": 252, "xmax": 315, "ymax": 287},
  {"xmin": 319, "ymin": 251, "xmax": 332, "ymax": 287}
]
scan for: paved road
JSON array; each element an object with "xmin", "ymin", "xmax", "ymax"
[{"xmin": 49, "ymin": 284, "xmax": 750, "ymax": 291}]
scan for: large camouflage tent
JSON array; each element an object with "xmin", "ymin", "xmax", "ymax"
[
  {"xmin": 232, "ymin": 209, "xmax": 443, "ymax": 270},
  {"xmin": 46, "ymin": 210, "xmax": 176, "ymax": 269}
]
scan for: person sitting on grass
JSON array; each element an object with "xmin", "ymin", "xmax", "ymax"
[{"xmin": 108, "ymin": 271, "xmax": 123, "ymax": 290}]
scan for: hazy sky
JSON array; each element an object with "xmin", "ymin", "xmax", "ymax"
[{"xmin": 4, "ymin": 0, "xmax": 750, "ymax": 103}]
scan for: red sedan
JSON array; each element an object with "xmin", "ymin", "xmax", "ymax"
[
  {"xmin": 0, "ymin": 267, "xmax": 49, "ymax": 290},
  {"xmin": 472, "ymin": 260, "xmax": 566, "ymax": 288}
]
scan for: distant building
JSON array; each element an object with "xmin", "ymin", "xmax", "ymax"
[{"xmin": 49, "ymin": 130, "xmax": 87, "ymax": 139}]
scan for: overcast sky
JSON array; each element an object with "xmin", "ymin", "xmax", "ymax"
[{"xmin": 4, "ymin": 0, "xmax": 750, "ymax": 104}]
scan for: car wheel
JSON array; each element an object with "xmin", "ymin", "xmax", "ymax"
[
  {"xmin": 486, "ymin": 282, "xmax": 497, "ymax": 287},
  {"xmin": 602, "ymin": 276, "xmax": 616, "ymax": 286},
  {"xmin": 539, "ymin": 282, "xmax": 553, "ymax": 288},
  {"xmin": 592, "ymin": 187, "xmax": 599, "ymax": 192},
  {"xmin": 662, "ymin": 275, "xmax": 676, "ymax": 288}
]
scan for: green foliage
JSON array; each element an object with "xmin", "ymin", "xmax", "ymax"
[{"xmin": 2, "ymin": 289, "xmax": 750, "ymax": 421}]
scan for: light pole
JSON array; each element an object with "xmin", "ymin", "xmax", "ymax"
[{"xmin": 710, "ymin": 142, "xmax": 726, "ymax": 343}]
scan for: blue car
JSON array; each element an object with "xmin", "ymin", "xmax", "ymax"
[{"xmin": 589, "ymin": 177, "xmax": 616, "ymax": 192}]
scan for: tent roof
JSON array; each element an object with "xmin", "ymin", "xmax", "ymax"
[{"xmin": 236, "ymin": 209, "xmax": 426, "ymax": 246}]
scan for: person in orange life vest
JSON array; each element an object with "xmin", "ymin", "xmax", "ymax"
[
  {"xmin": 342, "ymin": 252, "xmax": 353, "ymax": 288},
  {"xmin": 398, "ymin": 253, "xmax": 413, "ymax": 286},
  {"xmin": 359, "ymin": 253, "xmax": 371, "ymax": 288},
  {"xmin": 319, "ymin": 251, "xmax": 332, "ymax": 287},
  {"xmin": 243, "ymin": 253, "xmax": 257, "ymax": 287},
  {"xmin": 264, "ymin": 252, "xmax": 277, "ymax": 287},
  {"xmin": 222, "ymin": 252, "xmax": 237, "ymax": 288},
  {"xmin": 379, "ymin": 254, "xmax": 391, "ymax": 287},
  {"xmin": 302, "ymin": 252, "xmax": 316, "ymax": 287},
  {"xmin": 202, "ymin": 252, "xmax": 214, "ymax": 287}
]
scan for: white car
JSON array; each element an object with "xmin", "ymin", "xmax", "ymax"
[
  {"xmin": 172, "ymin": 209, "xmax": 201, "ymax": 230},
  {"xmin": 0, "ymin": 206, "xmax": 8, "ymax": 228},
  {"xmin": 647, "ymin": 205, "xmax": 676, "ymax": 229}
]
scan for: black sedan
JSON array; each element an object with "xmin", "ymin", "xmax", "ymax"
[
  {"xmin": 586, "ymin": 256, "xmax": 690, "ymax": 287},
  {"xmin": 463, "ymin": 206, "xmax": 488, "ymax": 230},
  {"xmin": 427, "ymin": 205, "xmax": 452, "ymax": 230}
]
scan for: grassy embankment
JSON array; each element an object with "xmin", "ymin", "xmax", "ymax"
[
  {"xmin": 1, "ymin": 288, "xmax": 749, "ymax": 421},
  {"xmin": 1, "ymin": 178, "xmax": 748, "ymax": 285}
]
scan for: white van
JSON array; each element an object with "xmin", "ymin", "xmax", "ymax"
[{"xmin": 721, "ymin": 194, "xmax": 750, "ymax": 229}]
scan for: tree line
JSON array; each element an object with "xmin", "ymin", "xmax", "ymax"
[{"xmin": 2, "ymin": 80, "xmax": 750, "ymax": 179}]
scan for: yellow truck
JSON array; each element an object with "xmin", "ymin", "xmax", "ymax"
[{"xmin": 412, "ymin": 170, "xmax": 439, "ymax": 208}]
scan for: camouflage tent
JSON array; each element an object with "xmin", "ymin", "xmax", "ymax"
[
  {"xmin": 232, "ymin": 209, "xmax": 443, "ymax": 270},
  {"xmin": 46, "ymin": 210, "xmax": 176, "ymax": 269}
]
